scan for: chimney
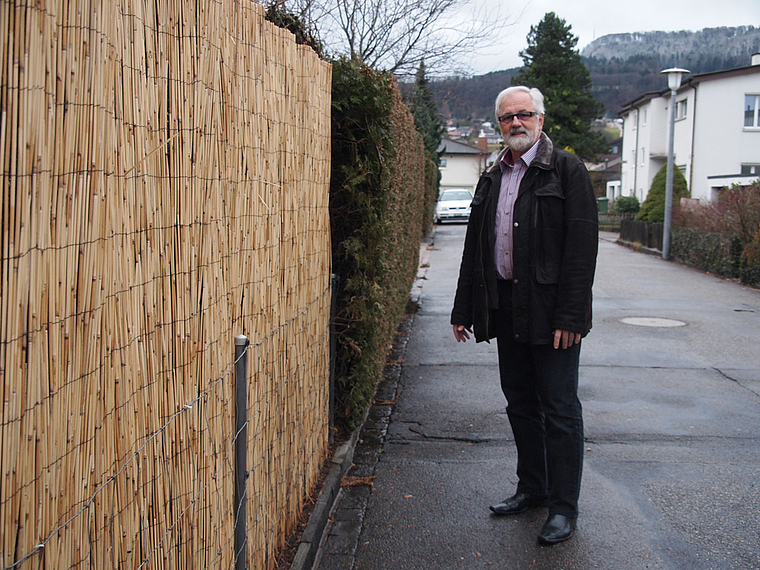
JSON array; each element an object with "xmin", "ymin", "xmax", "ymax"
[
  {"xmin": 477, "ymin": 137, "xmax": 488, "ymax": 151},
  {"xmin": 753, "ymin": 53, "xmax": 760, "ymax": 66}
]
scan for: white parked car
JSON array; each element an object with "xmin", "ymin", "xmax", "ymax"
[{"xmin": 435, "ymin": 188, "xmax": 473, "ymax": 224}]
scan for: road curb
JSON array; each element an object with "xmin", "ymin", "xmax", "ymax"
[
  {"xmin": 290, "ymin": 429, "xmax": 360, "ymax": 570},
  {"xmin": 616, "ymin": 238, "xmax": 663, "ymax": 257}
]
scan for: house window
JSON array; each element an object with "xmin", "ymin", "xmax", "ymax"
[
  {"xmin": 640, "ymin": 147, "xmax": 645, "ymax": 166},
  {"xmin": 632, "ymin": 110, "xmax": 638, "ymax": 130},
  {"xmin": 439, "ymin": 158, "xmax": 448, "ymax": 169},
  {"xmin": 744, "ymin": 95, "xmax": 760, "ymax": 128},
  {"xmin": 676, "ymin": 99, "xmax": 688, "ymax": 120},
  {"xmin": 642, "ymin": 108, "xmax": 648, "ymax": 126},
  {"xmin": 741, "ymin": 164, "xmax": 760, "ymax": 176}
]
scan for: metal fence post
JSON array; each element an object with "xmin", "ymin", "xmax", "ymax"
[
  {"xmin": 329, "ymin": 274, "xmax": 340, "ymax": 441},
  {"xmin": 234, "ymin": 334, "xmax": 249, "ymax": 570}
]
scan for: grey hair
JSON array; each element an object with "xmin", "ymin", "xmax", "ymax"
[{"xmin": 494, "ymin": 86, "xmax": 545, "ymax": 118}]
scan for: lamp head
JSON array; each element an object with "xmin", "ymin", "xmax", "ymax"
[{"xmin": 661, "ymin": 67, "xmax": 690, "ymax": 91}]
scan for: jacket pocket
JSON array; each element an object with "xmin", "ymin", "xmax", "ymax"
[
  {"xmin": 534, "ymin": 182, "xmax": 564, "ymax": 199},
  {"xmin": 535, "ymin": 259, "xmax": 560, "ymax": 284}
]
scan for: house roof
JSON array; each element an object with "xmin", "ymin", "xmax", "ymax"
[
  {"xmin": 618, "ymin": 61, "xmax": 760, "ymax": 115},
  {"xmin": 618, "ymin": 91, "xmax": 662, "ymax": 115},
  {"xmin": 689, "ymin": 61, "xmax": 760, "ymax": 84},
  {"xmin": 437, "ymin": 138, "xmax": 488, "ymax": 155}
]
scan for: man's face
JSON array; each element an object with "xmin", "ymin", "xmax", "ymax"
[{"xmin": 497, "ymin": 92, "xmax": 544, "ymax": 153}]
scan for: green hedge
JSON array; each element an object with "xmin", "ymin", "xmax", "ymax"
[
  {"xmin": 670, "ymin": 227, "xmax": 757, "ymax": 283},
  {"xmin": 330, "ymin": 57, "xmax": 427, "ymax": 430},
  {"xmin": 740, "ymin": 240, "xmax": 760, "ymax": 287}
]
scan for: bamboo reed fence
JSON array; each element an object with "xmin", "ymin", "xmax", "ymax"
[{"xmin": 0, "ymin": 0, "xmax": 332, "ymax": 568}]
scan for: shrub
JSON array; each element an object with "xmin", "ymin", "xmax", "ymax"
[
  {"xmin": 636, "ymin": 164, "xmax": 689, "ymax": 222},
  {"xmin": 264, "ymin": 2, "xmax": 324, "ymax": 55},
  {"xmin": 330, "ymin": 57, "xmax": 427, "ymax": 430},
  {"xmin": 613, "ymin": 195, "xmax": 640, "ymax": 213},
  {"xmin": 671, "ymin": 228, "xmax": 741, "ymax": 278},
  {"xmin": 740, "ymin": 232, "xmax": 760, "ymax": 287},
  {"xmin": 675, "ymin": 181, "xmax": 760, "ymax": 247}
]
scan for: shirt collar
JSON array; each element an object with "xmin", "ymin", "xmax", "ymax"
[{"xmin": 500, "ymin": 137, "xmax": 541, "ymax": 170}]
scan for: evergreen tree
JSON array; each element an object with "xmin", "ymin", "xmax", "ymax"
[
  {"xmin": 405, "ymin": 60, "xmax": 443, "ymax": 234},
  {"xmin": 511, "ymin": 12, "xmax": 607, "ymax": 161},
  {"xmin": 406, "ymin": 61, "xmax": 443, "ymax": 156},
  {"xmin": 635, "ymin": 164, "xmax": 690, "ymax": 223}
]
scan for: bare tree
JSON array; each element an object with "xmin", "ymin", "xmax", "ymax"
[{"xmin": 264, "ymin": 0, "xmax": 508, "ymax": 77}]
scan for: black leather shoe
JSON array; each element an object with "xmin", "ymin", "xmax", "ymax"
[
  {"xmin": 538, "ymin": 514, "xmax": 576, "ymax": 545},
  {"xmin": 489, "ymin": 492, "xmax": 547, "ymax": 515}
]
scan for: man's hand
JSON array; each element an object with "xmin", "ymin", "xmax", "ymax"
[
  {"xmin": 553, "ymin": 329, "xmax": 581, "ymax": 350},
  {"xmin": 453, "ymin": 324, "xmax": 472, "ymax": 343}
]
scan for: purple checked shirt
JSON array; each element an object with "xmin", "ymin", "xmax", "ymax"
[{"xmin": 494, "ymin": 140, "xmax": 540, "ymax": 280}]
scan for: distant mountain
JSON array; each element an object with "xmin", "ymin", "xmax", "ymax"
[
  {"xmin": 432, "ymin": 26, "xmax": 760, "ymax": 123},
  {"xmin": 581, "ymin": 26, "xmax": 760, "ymax": 62},
  {"xmin": 583, "ymin": 26, "xmax": 760, "ymax": 113}
]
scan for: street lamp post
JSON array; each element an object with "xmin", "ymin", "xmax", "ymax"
[{"xmin": 661, "ymin": 67, "xmax": 690, "ymax": 260}]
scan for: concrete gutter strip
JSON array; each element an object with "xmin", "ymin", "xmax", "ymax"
[
  {"xmin": 616, "ymin": 238, "xmax": 662, "ymax": 257},
  {"xmin": 290, "ymin": 429, "xmax": 360, "ymax": 570}
]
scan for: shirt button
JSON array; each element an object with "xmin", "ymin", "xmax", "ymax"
[
  {"xmin": 514, "ymin": 334, "xmax": 520, "ymax": 340},
  {"xmin": 513, "ymin": 279, "xmax": 518, "ymax": 284},
  {"xmin": 514, "ymin": 222, "xmax": 519, "ymax": 227}
]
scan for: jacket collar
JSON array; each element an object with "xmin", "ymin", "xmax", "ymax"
[{"xmin": 532, "ymin": 132, "xmax": 554, "ymax": 168}]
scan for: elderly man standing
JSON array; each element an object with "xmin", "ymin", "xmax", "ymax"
[{"xmin": 451, "ymin": 86, "xmax": 598, "ymax": 545}]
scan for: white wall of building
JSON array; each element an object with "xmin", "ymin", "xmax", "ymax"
[
  {"xmin": 439, "ymin": 153, "xmax": 485, "ymax": 195},
  {"xmin": 620, "ymin": 64, "xmax": 760, "ymax": 205},
  {"xmin": 620, "ymin": 96, "xmax": 671, "ymax": 204},
  {"xmin": 691, "ymin": 73, "xmax": 760, "ymax": 201},
  {"xmin": 671, "ymin": 87, "xmax": 696, "ymax": 196},
  {"xmin": 619, "ymin": 108, "xmax": 638, "ymax": 199},
  {"xmin": 606, "ymin": 180, "xmax": 621, "ymax": 201}
]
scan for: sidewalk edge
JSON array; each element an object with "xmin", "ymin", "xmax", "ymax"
[{"xmin": 290, "ymin": 429, "xmax": 361, "ymax": 570}]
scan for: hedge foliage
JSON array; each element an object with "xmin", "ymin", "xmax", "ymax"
[
  {"xmin": 613, "ymin": 196, "xmax": 640, "ymax": 214},
  {"xmin": 671, "ymin": 182, "xmax": 760, "ymax": 287},
  {"xmin": 330, "ymin": 57, "xmax": 427, "ymax": 430},
  {"xmin": 740, "ymin": 238, "xmax": 760, "ymax": 286},
  {"xmin": 670, "ymin": 228, "xmax": 742, "ymax": 279}
]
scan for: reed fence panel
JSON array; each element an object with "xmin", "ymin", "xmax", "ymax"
[{"xmin": 0, "ymin": 1, "xmax": 332, "ymax": 568}]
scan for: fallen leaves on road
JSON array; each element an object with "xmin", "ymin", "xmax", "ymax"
[{"xmin": 341, "ymin": 475, "xmax": 376, "ymax": 488}]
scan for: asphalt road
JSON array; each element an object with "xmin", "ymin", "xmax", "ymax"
[{"xmin": 318, "ymin": 225, "xmax": 760, "ymax": 570}]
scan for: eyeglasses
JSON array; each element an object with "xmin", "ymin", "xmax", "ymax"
[{"xmin": 497, "ymin": 111, "xmax": 537, "ymax": 123}]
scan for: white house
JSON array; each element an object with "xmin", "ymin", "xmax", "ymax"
[
  {"xmin": 437, "ymin": 138, "xmax": 489, "ymax": 195},
  {"xmin": 619, "ymin": 55, "xmax": 760, "ymax": 203}
]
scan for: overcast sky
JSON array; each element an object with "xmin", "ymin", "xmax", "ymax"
[{"xmin": 458, "ymin": 0, "xmax": 760, "ymax": 75}]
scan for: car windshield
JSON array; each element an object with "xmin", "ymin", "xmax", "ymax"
[{"xmin": 439, "ymin": 190, "xmax": 472, "ymax": 202}]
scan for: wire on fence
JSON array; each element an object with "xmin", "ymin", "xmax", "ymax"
[{"xmin": 1, "ymin": 0, "xmax": 333, "ymax": 568}]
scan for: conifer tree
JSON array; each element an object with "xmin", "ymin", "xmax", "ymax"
[
  {"xmin": 635, "ymin": 164, "xmax": 690, "ymax": 223},
  {"xmin": 407, "ymin": 61, "xmax": 443, "ymax": 156},
  {"xmin": 512, "ymin": 12, "xmax": 607, "ymax": 161},
  {"xmin": 406, "ymin": 60, "xmax": 443, "ymax": 233}
]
